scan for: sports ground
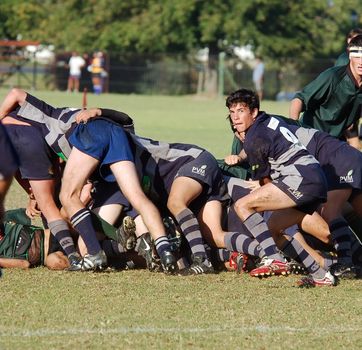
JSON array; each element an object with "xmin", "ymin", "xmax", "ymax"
[{"xmin": 0, "ymin": 90, "xmax": 361, "ymax": 349}]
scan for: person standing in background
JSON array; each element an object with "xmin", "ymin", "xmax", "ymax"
[
  {"xmin": 252, "ymin": 56, "xmax": 265, "ymax": 101},
  {"xmin": 67, "ymin": 52, "xmax": 85, "ymax": 93},
  {"xmin": 89, "ymin": 51, "xmax": 107, "ymax": 95}
]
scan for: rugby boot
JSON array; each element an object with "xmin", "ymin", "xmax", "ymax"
[
  {"xmin": 249, "ymin": 257, "xmax": 290, "ymax": 277},
  {"xmin": 137, "ymin": 233, "xmax": 162, "ymax": 272},
  {"xmin": 81, "ymin": 249, "xmax": 108, "ymax": 271},
  {"xmin": 66, "ymin": 252, "xmax": 82, "ymax": 271},
  {"xmin": 116, "ymin": 216, "xmax": 137, "ymax": 250},
  {"xmin": 297, "ymin": 271, "xmax": 336, "ymax": 288},
  {"xmin": 330, "ymin": 262, "xmax": 357, "ymax": 279},
  {"xmin": 179, "ymin": 255, "xmax": 214, "ymax": 275},
  {"xmin": 288, "ymin": 258, "xmax": 308, "ymax": 275},
  {"xmin": 160, "ymin": 250, "xmax": 178, "ymax": 274},
  {"xmin": 229, "ymin": 252, "xmax": 259, "ymax": 273}
]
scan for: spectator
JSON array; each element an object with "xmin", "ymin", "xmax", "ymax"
[
  {"xmin": 252, "ymin": 56, "xmax": 265, "ymax": 101},
  {"xmin": 67, "ymin": 51, "xmax": 85, "ymax": 93}
]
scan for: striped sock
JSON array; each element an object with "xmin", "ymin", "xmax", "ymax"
[
  {"xmin": 70, "ymin": 208, "xmax": 101, "ymax": 255},
  {"xmin": 212, "ymin": 248, "xmax": 232, "ymax": 263},
  {"xmin": 281, "ymin": 238, "xmax": 326, "ymax": 279},
  {"xmin": 48, "ymin": 219, "xmax": 76, "ymax": 257},
  {"xmin": 154, "ymin": 236, "xmax": 171, "ymax": 257},
  {"xmin": 176, "ymin": 208, "xmax": 208, "ymax": 262},
  {"xmin": 324, "ymin": 256, "xmax": 338, "ymax": 270},
  {"xmin": 243, "ymin": 212, "xmax": 283, "ymax": 261},
  {"xmin": 330, "ymin": 218, "xmax": 353, "ymax": 265},
  {"xmin": 224, "ymin": 231, "xmax": 265, "ymax": 258}
]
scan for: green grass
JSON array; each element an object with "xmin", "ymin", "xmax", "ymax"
[{"xmin": 0, "ymin": 90, "xmax": 360, "ymax": 350}]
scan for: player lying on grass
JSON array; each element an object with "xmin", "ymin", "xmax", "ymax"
[
  {"xmin": 221, "ymin": 88, "xmax": 336, "ymax": 286},
  {"xmin": 0, "ymin": 209, "xmax": 70, "ymax": 270},
  {"xmin": 0, "ymin": 123, "xmax": 19, "ymax": 278},
  {"xmin": 0, "ymin": 88, "xmax": 177, "ymax": 273}
]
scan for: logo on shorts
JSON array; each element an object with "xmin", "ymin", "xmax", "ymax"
[
  {"xmin": 287, "ymin": 188, "xmax": 303, "ymax": 200},
  {"xmin": 192, "ymin": 164, "xmax": 207, "ymax": 176},
  {"xmin": 340, "ymin": 170, "xmax": 354, "ymax": 184}
]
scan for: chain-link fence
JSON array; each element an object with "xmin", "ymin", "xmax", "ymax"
[{"xmin": 0, "ymin": 50, "xmax": 337, "ymax": 99}]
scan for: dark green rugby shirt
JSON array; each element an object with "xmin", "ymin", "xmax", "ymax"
[{"xmin": 295, "ymin": 65, "xmax": 362, "ymax": 139}]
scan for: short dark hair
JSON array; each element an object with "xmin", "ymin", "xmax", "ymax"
[
  {"xmin": 348, "ymin": 34, "xmax": 362, "ymax": 50},
  {"xmin": 347, "ymin": 28, "xmax": 362, "ymax": 41},
  {"xmin": 225, "ymin": 88, "xmax": 260, "ymax": 110}
]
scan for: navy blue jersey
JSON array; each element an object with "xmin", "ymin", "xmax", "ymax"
[
  {"xmin": 16, "ymin": 94, "xmax": 80, "ymax": 160},
  {"xmin": 244, "ymin": 113, "xmax": 327, "ymax": 211},
  {"xmin": 286, "ymin": 122, "xmax": 362, "ymax": 191},
  {"xmin": 128, "ymin": 134, "xmax": 229, "ymax": 211},
  {"xmin": 0, "ymin": 123, "xmax": 19, "ymax": 179},
  {"xmin": 244, "ymin": 113, "xmax": 319, "ymax": 182}
]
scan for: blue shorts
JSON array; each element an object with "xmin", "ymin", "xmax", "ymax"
[
  {"xmin": 69, "ymin": 119, "xmax": 134, "ymax": 181},
  {"xmin": 0, "ymin": 123, "xmax": 19, "ymax": 179},
  {"xmin": 5, "ymin": 124, "xmax": 56, "ymax": 180}
]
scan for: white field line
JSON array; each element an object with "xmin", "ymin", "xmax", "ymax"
[{"xmin": 0, "ymin": 325, "xmax": 361, "ymax": 337}]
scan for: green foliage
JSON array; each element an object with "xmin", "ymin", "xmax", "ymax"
[{"xmin": 0, "ymin": 0, "xmax": 361, "ymax": 63}]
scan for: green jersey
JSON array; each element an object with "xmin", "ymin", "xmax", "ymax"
[
  {"xmin": 295, "ymin": 65, "xmax": 362, "ymax": 139},
  {"xmin": 335, "ymin": 51, "xmax": 349, "ymax": 67}
]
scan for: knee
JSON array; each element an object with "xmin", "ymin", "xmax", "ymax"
[
  {"xmin": 234, "ymin": 199, "xmax": 252, "ymax": 221},
  {"xmin": 59, "ymin": 185, "xmax": 79, "ymax": 207},
  {"xmin": 167, "ymin": 196, "xmax": 185, "ymax": 216}
]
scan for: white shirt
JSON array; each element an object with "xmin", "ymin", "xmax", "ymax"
[{"xmin": 69, "ymin": 56, "xmax": 85, "ymax": 76}]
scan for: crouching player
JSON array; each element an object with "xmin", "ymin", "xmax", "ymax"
[{"xmin": 225, "ymin": 89, "xmax": 335, "ymax": 286}]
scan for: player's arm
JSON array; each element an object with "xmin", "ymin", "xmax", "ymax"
[
  {"xmin": 75, "ymin": 108, "xmax": 134, "ymax": 128},
  {"xmin": 0, "ymin": 257, "xmax": 30, "ymax": 268},
  {"xmin": 224, "ymin": 149, "xmax": 248, "ymax": 166},
  {"xmin": 289, "ymin": 98, "xmax": 303, "ymax": 120},
  {"xmin": 0, "ymin": 88, "xmax": 27, "ymax": 119}
]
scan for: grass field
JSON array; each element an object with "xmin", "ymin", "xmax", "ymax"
[{"xmin": 0, "ymin": 90, "xmax": 361, "ymax": 350}]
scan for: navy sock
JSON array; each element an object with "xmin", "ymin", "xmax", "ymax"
[
  {"xmin": 70, "ymin": 208, "xmax": 101, "ymax": 255},
  {"xmin": 154, "ymin": 236, "xmax": 171, "ymax": 257},
  {"xmin": 48, "ymin": 219, "xmax": 77, "ymax": 257},
  {"xmin": 330, "ymin": 218, "xmax": 353, "ymax": 265}
]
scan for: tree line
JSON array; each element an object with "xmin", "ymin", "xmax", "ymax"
[{"xmin": 0, "ymin": 0, "xmax": 360, "ymax": 62}]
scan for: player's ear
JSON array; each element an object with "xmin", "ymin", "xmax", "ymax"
[{"xmin": 252, "ymin": 108, "xmax": 259, "ymax": 120}]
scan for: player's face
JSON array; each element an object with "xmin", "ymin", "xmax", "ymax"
[
  {"xmin": 349, "ymin": 54, "xmax": 362, "ymax": 80},
  {"xmin": 228, "ymin": 103, "xmax": 258, "ymax": 134}
]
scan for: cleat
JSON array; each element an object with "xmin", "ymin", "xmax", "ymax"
[
  {"xmin": 81, "ymin": 250, "xmax": 107, "ymax": 271},
  {"xmin": 137, "ymin": 233, "xmax": 162, "ymax": 272},
  {"xmin": 115, "ymin": 216, "xmax": 137, "ymax": 251},
  {"xmin": 160, "ymin": 250, "xmax": 178, "ymax": 274},
  {"xmin": 330, "ymin": 263, "xmax": 356, "ymax": 279},
  {"xmin": 179, "ymin": 255, "xmax": 215, "ymax": 276},
  {"xmin": 297, "ymin": 271, "xmax": 337, "ymax": 288},
  {"xmin": 288, "ymin": 259, "xmax": 308, "ymax": 275},
  {"xmin": 66, "ymin": 252, "xmax": 82, "ymax": 271},
  {"xmin": 249, "ymin": 257, "xmax": 290, "ymax": 277},
  {"xmin": 229, "ymin": 252, "xmax": 257, "ymax": 273}
]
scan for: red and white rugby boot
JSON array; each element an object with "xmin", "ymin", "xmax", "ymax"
[{"xmin": 249, "ymin": 257, "xmax": 290, "ymax": 277}]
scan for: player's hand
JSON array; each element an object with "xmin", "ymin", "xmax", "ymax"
[
  {"xmin": 75, "ymin": 108, "xmax": 101, "ymax": 124},
  {"xmin": 244, "ymin": 180, "xmax": 261, "ymax": 192},
  {"xmin": 224, "ymin": 154, "xmax": 241, "ymax": 166},
  {"xmin": 25, "ymin": 198, "xmax": 41, "ymax": 219}
]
